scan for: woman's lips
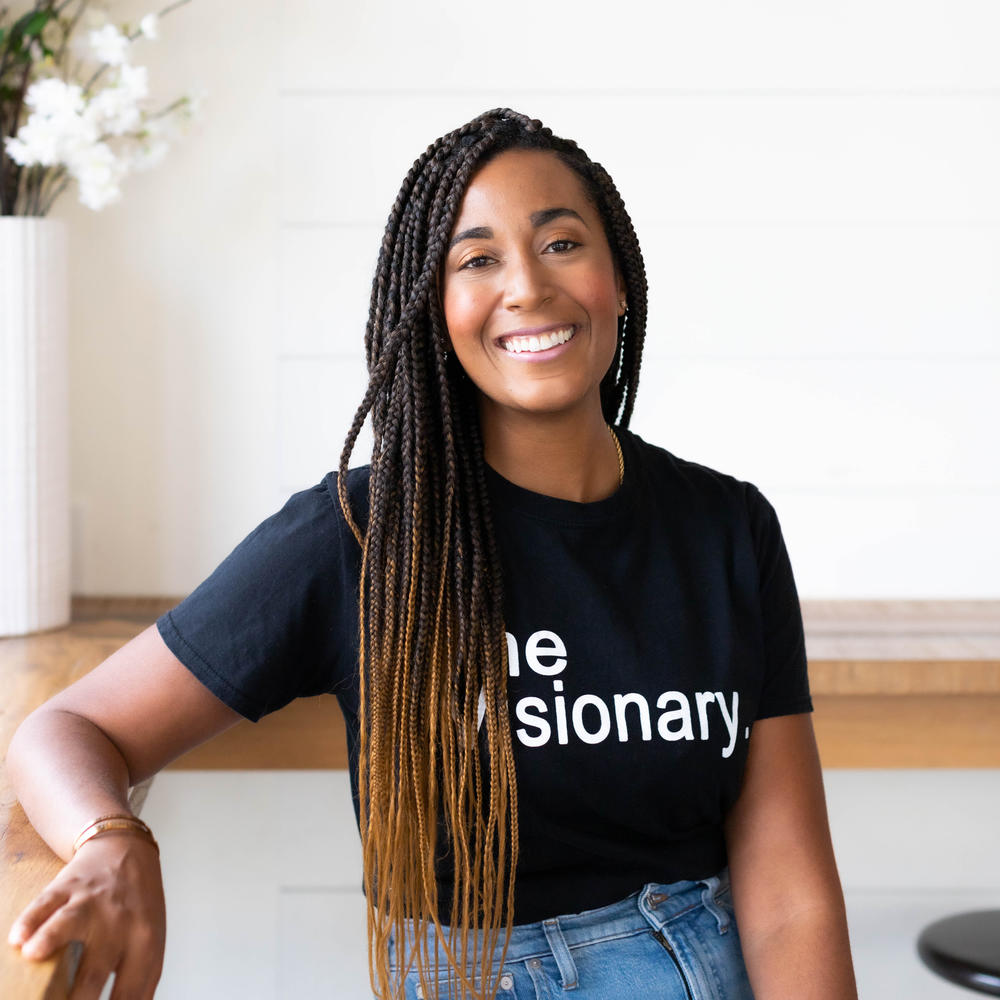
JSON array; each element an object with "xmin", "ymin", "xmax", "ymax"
[{"xmin": 497, "ymin": 325, "xmax": 577, "ymax": 357}]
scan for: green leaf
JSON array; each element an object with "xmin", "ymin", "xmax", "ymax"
[
  {"xmin": 20, "ymin": 10, "xmax": 53, "ymax": 38},
  {"xmin": 7, "ymin": 8, "xmax": 52, "ymax": 53}
]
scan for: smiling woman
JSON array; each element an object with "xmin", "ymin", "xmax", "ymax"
[
  {"xmin": 6, "ymin": 109, "xmax": 857, "ymax": 1000},
  {"xmin": 326, "ymin": 109, "xmax": 855, "ymax": 1000}
]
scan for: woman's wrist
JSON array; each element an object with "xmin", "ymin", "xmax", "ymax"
[{"xmin": 72, "ymin": 813, "xmax": 158, "ymax": 856}]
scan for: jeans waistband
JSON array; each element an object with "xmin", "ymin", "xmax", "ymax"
[{"xmin": 388, "ymin": 868, "xmax": 731, "ymax": 974}]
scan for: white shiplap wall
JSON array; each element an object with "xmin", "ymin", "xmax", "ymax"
[{"xmin": 62, "ymin": 1, "xmax": 1000, "ymax": 597}]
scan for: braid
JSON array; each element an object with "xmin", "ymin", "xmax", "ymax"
[{"xmin": 337, "ymin": 108, "xmax": 648, "ymax": 1000}]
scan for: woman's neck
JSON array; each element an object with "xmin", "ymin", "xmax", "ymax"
[{"xmin": 478, "ymin": 401, "xmax": 622, "ymax": 504}]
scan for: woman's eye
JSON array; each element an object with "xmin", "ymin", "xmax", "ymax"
[
  {"xmin": 459, "ymin": 254, "xmax": 493, "ymax": 270},
  {"xmin": 546, "ymin": 239, "xmax": 580, "ymax": 253}
]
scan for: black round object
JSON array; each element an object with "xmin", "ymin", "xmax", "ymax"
[{"xmin": 917, "ymin": 910, "xmax": 1000, "ymax": 996}]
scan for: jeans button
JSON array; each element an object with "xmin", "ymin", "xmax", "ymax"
[
  {"xmin": 529, "ymin": 958, "xmax": 542, "ymax": 969},
  {"xmin": 500, "ymin": 973, "xmax": 514, "ymax": 990},
  {"xmin": 648, "ymin": 891, "xmax": 669, "ymax": 905}
]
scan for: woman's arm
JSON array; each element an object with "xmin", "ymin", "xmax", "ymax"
[
  {"xmin": 6, "ymin": 623, "xmax": 243, "ymax": 998},
  {"xmin": 724, "ymin": 713, "xmax": 858, "ymax": 1000}
]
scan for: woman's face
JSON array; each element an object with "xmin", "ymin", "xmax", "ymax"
[{"xmin": 441, "ymin": 149, "xmax": 625, "ymax": 424}]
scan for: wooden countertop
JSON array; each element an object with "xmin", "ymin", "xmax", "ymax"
[
  {"xmin": 802, "ymin": 600, "xmax": 1000, "ymax": 694},
  {"xmin": 2, "ymin": 597, "xmax": 999, "ymax": 996}
]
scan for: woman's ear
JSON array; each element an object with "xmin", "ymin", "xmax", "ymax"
[{"xmin": 616, "ymin": 270, "xmax": 627, "ymax": 317}]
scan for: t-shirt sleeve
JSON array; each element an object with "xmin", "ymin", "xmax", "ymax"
[
  {"xmin": 155, "ymin": 476, "xmax": 360, "ymax": 722},
  {"xmin": 743, "ymin": 484, "xmax": 813, "ymax": 719}
]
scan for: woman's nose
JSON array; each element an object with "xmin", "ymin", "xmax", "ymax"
[{"xmin": 502, "ymin": 252, "xmax": 552, "ymax": 311}]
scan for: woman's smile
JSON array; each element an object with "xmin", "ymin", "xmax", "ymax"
[{"xmin": 497, "ymin": 323, "xmax": 577, "ymax": 357}]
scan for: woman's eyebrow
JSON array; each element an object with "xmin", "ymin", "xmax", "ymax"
[
  {"xmin": 449, "ymin": 226, "xmax": 492, "ymax": 250},
  {"xmin": 448, "ymin": 208, "xmax": 589, "ymax": 252},
  {"xmin": 530, "ymin": 206, "xmax": 587, "ymax": 229}
]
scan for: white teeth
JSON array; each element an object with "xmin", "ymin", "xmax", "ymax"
[{"xmin": 501, "ymin": 326, "xmax": 575, "ymax": 354}]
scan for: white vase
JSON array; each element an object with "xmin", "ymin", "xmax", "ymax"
[{"xmin": 0, "ymin": 217, "xmax": 70, "ymax": 636}]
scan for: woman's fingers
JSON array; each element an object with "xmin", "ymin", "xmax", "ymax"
[
  {"xmin": 8, "ymin": 887, "xmax": 72, "ymax": 951},
  {"xmin": 18, "ymin": 901, "xmax": 90, "ymax": 960},
  {"xmin": 16, "ymin": 901, "xmax": 161, "ymax": 1000},
  {"xmin": 9, "ymin": 835, "xmax": 165, "ymax": 1000},
  {"xmin": 68, "ymin": 946, "xmax": 120, "ymax": 1000},
  {"xmin": 110, "ymin": 936, "xmax": 164, "ymax": 1000}
]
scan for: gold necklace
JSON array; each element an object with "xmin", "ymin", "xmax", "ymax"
[{"xmin": 608, "ymin": 425, "xmax": 624, "ymax": 487}]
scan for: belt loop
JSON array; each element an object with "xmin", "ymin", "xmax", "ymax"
[
  {"xmin": 542, "ymin": 917, "xmax": 579, "ymax": 990},
  {"xmin": 699, "ymin": 874, "xmax": 731, "ymax": 935},
  {"xmin": 700, "ymin": 873, "xmax": 721, "ymax": 899}
]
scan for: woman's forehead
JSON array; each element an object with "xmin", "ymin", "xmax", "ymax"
[{"xmin": 451, "ymin": 149, "xmax": 594, "ymax": 228}]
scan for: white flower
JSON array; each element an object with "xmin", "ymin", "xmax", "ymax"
[
  {"xmin": 130, "ymin": 135, "xmax": 170, "ymax": 171},
  {"xmin": 67, "ymin": 141, "xmax": 128, "ymax": 210},
  {"xmin": 3, "ymin": 135, "xmax": 35, "ymax": 167},
  {"xmin": 4, "ymin": 117, "xmax": 63, "ymax": 166},
  {"xmin": 117, "ymin": 64, "xmax": 149, "ymax": 102},
  {"xmin": 5, "ymin": 80, "xmax": 97, "ymax": 167},
  {"xmin": 143, "ymin": 112, "xmax": 181, "ymax": 145},
  {"xmin": 83, "ymin": 65, "xmax": 149, "ymax": 136},
  {"xmin": 25, "ymin": 78, "xmax": 85, "ymax": 118},
  {"xmin": 181, "ymin": 89, "xmax": 208, "ymax": 121},
  {"xmin": 139, "ymin": 14, "xmax": 159, "ymax": 40},
  {"xmin": 84, "ymin": 92, "xmax": 140, "ymax": 137},
  {"xmin": 88, "ymin": 23, "xmax": 130, "ymax": 65}
]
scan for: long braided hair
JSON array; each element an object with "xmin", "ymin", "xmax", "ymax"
[{"xmin": 337, "ymin": 108, "xmax": 648, "ymax": 1000}]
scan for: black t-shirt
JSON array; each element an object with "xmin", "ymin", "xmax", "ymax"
[{"xmin": 156, "ymin": 428, "xmax": 811, "ymax": 924}]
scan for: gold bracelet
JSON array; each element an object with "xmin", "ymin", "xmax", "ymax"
[
  {"xmin": 72, "ymin": 814, "xmax": 159, "ymax": 855},
  {"xmin": 76, "ymin": 812, "xmax": 154, "ymax": 839}
]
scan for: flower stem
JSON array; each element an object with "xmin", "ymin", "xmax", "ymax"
[
  {"xmin": 39, "ymin": 170, "xmax": 69, "ymax": 215},
  {"xmin": 3, "ymin": 22, "xmax": 40, "ymax": 210},
  {"xmin": 144, "ymin": 94, "xmax": 187, "ymax": 122},
  {"xmin": 30, "ymin": 163, "xmax": 45, "ymax": 215},
  {"xmin": 53, "ymin": 0, "xmax": 89, "ymax": 71},
  {"xmin": 156, "ymin": 0, "xmax": 193, "ymax": 21},
  {"xmin": 36, "ymin": 162, "xmax": 66, "ymax": 215}
]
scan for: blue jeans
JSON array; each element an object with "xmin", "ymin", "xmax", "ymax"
[{"xmin": 386, "ymin": 869, "xmax": 754, "ymax": 999}]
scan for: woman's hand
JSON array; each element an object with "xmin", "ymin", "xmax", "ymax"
[
  {"xmin": 5, "ymin": 624, "xmax": 244, "ymax": 997},
  {"xmin": 8, "ymin": 833, "xmax": 166, "ymax": 1000}
]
